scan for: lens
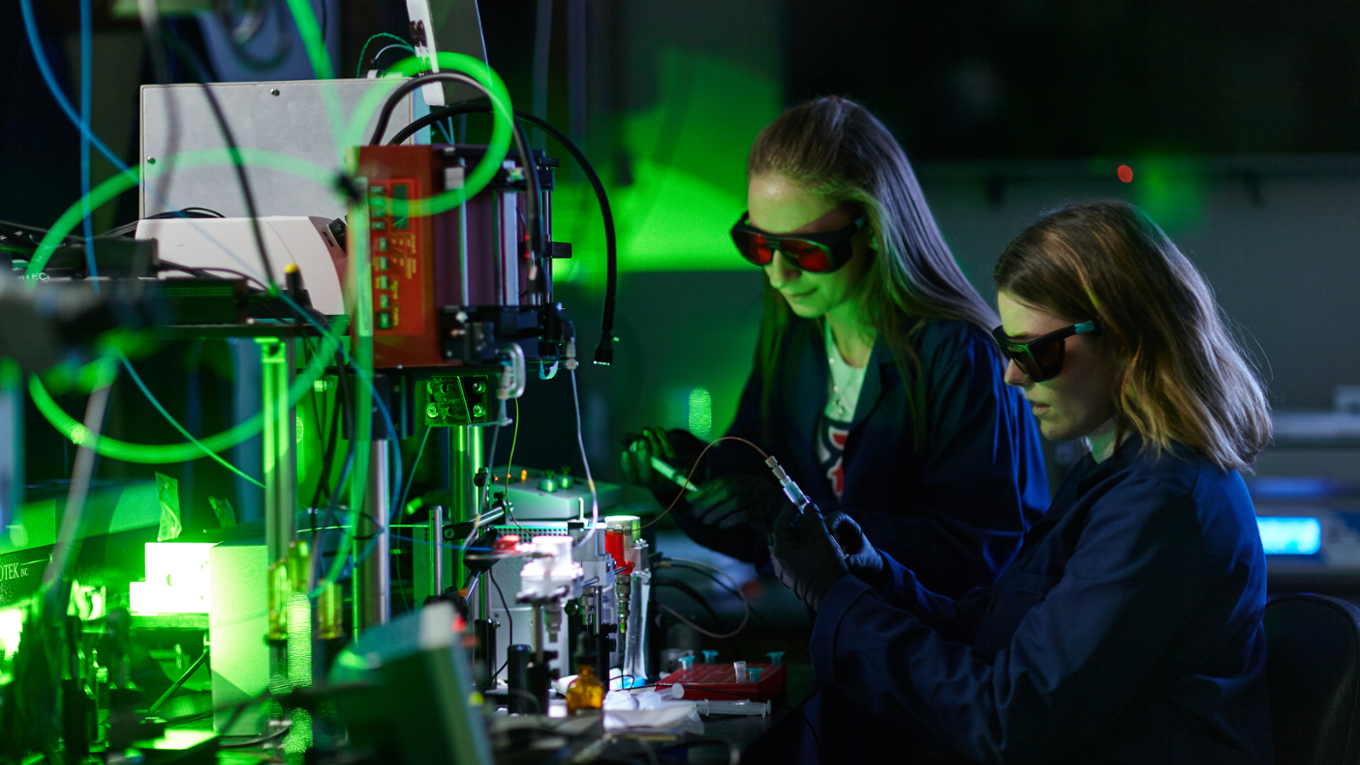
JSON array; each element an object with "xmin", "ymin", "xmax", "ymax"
[
  {"xmin": 1017, "ymin": 354, "xmax": 1045, "ymax": 382},
  {"xmin": 781, "ymin": 239, "xmax": 832, "ymax": 273},
  {"xmin": 731, "ymin": 230, "xmax": 774, "ymax": 266},
  {"xmin": 1029, "ymin": 337, "xmax": 1065, "ymax": 379}
]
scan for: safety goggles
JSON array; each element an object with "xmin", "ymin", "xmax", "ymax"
[
  {"xmin": 730, "ymin": 213, "xmax": 866, "ymax": 274},
  {"xmin": 992, "ymin": 321, "xmax": 1097, "ymax": 382}
]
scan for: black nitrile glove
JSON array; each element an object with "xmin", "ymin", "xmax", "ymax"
[
  {"xmin": 619, "ymin": 427, "xmax": 706, "ymax": 497},
  {"xmin": 688, "ymin": 474, "xmax": 785, "ymax": 532},
  {"xmin": 826, "ymin": 512, "xmax": 888, "ymax": 588},
  {"xmin": 768, "ymin": 503, "xmax": 849, "ymax": 611}
]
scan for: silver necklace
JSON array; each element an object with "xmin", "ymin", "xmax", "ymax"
[{"xmin": 826, "ymin": 326, "xmax": 867, "ymax": 420}]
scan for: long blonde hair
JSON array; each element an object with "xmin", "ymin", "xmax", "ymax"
[
  {"xmin": 747, "ymin": 96, "xmax": 995, "ymax": 443},
  {"xmin": 994, "ymin": 199, "xmax": 1271, "ymax": 470}
]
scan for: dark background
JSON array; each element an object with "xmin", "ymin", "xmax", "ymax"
[{"xmin": 5, "ymin": 0, "xmax": 1359, "ymax": 548}]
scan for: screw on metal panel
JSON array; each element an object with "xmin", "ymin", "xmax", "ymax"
[
  {"xmin": 270, "ymin": 88, "xmax": 281, "ymax": 96},
  {"xmin": 146, "ymin": 157, "xmax": 156, "ymax": 165}
]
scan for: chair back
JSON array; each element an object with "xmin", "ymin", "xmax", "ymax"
[{"xmin": 1266, "ymin": 593, "xmax": 1360, "ymax": 765}]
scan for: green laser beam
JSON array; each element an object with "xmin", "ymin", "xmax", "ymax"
[
  {"xmin": 341, "ymin": 52, "xmax": 514, "ymax": 217},
  {"xmin": 28, "ymin": 319, "xmax": 345, "ymax": 465},
  {"xmin": 28, "ymin": 148, "xmax": 335, "ymax": 281},
  {"xmin": 120, "ymin": 355, "xmax": 265, "ymax": 487}
]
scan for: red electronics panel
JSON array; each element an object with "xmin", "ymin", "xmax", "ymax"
[
  {"xmin": 352, "ymin": 146, "xmax": 440, "ymax": 368},
  {"xmin": 656, "ymin": 663, "xmax": 787, "ymax": 701}
]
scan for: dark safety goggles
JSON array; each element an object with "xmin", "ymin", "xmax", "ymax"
[
  {"xmin": 730, "ymin": 212, "xmax": 866, "ymax": 274},
  {"xmin": 992, "ymin": 321, "xmax": 1097, "ymax": 382}
]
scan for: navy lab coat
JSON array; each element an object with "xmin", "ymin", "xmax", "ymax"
[
  {"xmin": 676, "ymin": 317, "xmax": 1049, "ymax": 596},
  {"xmin": 798, "ymin": 436, "xmax": 1273, "ymax": 764}
]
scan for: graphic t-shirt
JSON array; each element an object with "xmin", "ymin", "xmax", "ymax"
[{"xmin": 816, "ymin": 324, "xmax": 867, "ymax": 499}]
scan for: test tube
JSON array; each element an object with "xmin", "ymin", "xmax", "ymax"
[
  {"xmin": 318, "ymin": 579, "xmax": 344, "ymax": 640},
  {"xmin": 733, "ymin": 661, "xmax": 747, "ymax": 682},
  {"xmin": 747, "ymin": 667, "xmax": 764, "ymax": 682},
  {"xmin": 702, "ymin": 649, "xmax": 719, "ymax": 664},
  {"xmin": 766, "ymin": 651, "xmax": 785, "ymax": 666},
  {"xmin": 678, "ymin": 655, "xmax": 695, "ymax": 671},
  {"xmin": 266, "ymin": 558, "xmax": 289, "ymax": 643}
]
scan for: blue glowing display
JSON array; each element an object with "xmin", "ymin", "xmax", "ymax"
[{"xmin": 1257, "ymin": 517, "xmax": 1322, "ymax": 555}]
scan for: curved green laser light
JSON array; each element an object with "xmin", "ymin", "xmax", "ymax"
[
  {"xmin": 28, "ymin": 148, "xmax": 335, "ymax": 281},
  {"xmin": 29, "ymin": 325, "xmax": 343, "ymax": 465},
  {"xmin": 120, "ymin": 355, "xmax": 265, "ymax": 487},
  {"xmin": 342, "ymin": 52, "xmax": 515, "ymax": 217}
]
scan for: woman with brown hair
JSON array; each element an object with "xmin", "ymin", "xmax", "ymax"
[
  {"xmin": 621, "ymin": 96, "xmax": 1049, "ymax": 598},
  {"xmin": 765, "ymin": 199, "xmax": 1273, "ymax": 763}
]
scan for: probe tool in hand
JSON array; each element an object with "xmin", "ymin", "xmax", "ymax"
[{"xmin": 650, "ymin": 454, "xmax": 702, "ymax": 495}]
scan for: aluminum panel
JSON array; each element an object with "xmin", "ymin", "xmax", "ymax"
[{"xmin": 140, "ymin": 79, "xmax": 424, "ymax": 220}]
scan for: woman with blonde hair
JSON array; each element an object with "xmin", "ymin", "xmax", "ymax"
[
  {"xmin": 765, "ymin": 199, "xmax": 1273, "ymax": 763},
  {"xmin": 622, "ymin": 96, "xmax": 1048, "ymax": 597}
]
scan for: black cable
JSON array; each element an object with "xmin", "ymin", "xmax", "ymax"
[
  {"xmin": 173, "ymin": 206, "xmax": 225, "ymax": 218},
  {"xmin": 309, "ymin": 357, "xmax": 342, "ymax": 510},
  {"xmin": 654, "ymin": 577, "xmax": 730, "ymax": 635},
  {"xmin": 366, "ymin": 74, "xmax": 543, "ymax": 259},
  {"xmin": 196, "ymin": 83, "xmax": 278, "ymax": 293},
  {"xmin": 654, "ymin": 577, "xmax": 741, "ymax": 658},
  {"xmin": 157, "ymin": 259, "xmax": 268, "ymax": 290},
  {"xmin": 302, "ymin": 339, "xmax": 326, "ymax": 513},
  {"xmin": 149, "ymin": 19, "xmax": 275, "ymax": 294},
  {"xmin": 665, "ymin": 561, "xmax": 809, "ymax": 658},
  {"xmin": 99, "ymin": 207, "xmax": 226, "ymax": 239},
  {"xmin": 492, "ymin": 573, "xmax": 514, "ymax": 640},
  {"xmin": 386, "ymin": 105, "xmax": 618, "ymax": 365}
]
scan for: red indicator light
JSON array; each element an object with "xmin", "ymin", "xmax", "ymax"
[{"xmin": 1117, "ymin": 165, "xmax": 1134, "ymax": 183}]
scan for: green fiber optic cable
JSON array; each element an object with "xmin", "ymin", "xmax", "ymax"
[
  {"xmin": 328, "ymin": 185, "xmax": 373, "ymax": 587},
  {"xmin": 28, "ymin": 148, "xmax": 333, "ymax": 280},
  {"xmin": 341, "ymin": 52, "xmax": 514, "ymax": 216},
  {"xmin": 282, "ymin": 0, "xmax": 335, "ymax": 81},
  {"xmin": 29, "ymin": 319, "xmax": 345, "ymax": 465}
]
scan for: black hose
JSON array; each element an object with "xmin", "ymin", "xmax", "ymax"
[
  {"xmin": 387, "ymin": 104, "xmax": 618, "ymax": 365},
  {"xmin": 367, "ymin": 74, "xmax": 542, "ymax": 258}
]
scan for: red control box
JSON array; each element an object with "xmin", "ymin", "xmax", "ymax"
[{"xmin": 656, "ymin": 663, "xmax": 786, "ymax": 702}]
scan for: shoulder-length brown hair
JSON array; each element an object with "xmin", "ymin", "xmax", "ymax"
[
  {"xmin": 747, "ymin": 96, "xmax": 996, "ymax": 442},
  {"xmin": 994, "ymin": 199, "xmax": 1271, "ymax": 470}
]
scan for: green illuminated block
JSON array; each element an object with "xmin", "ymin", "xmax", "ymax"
[
  {"xmin": 209, "ymin": 543, "xmax": 270, "ymax": 735},
  {"xmin": 129, "ymin": 542, "xmax": 215, "ymax": 615},
  {"xmin": 0, "ymin": 605, "xmax": 23, "ymax": 663},
  {"xmin": 688, "ymin": 387, "xmax": 713, "ymax": 438}
]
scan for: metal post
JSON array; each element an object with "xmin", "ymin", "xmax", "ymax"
[
  {"xmin": 0, "ymin": 359, "xmax": 22, "ymax": 534},
  {"xmin": 258, "ymin": 338, "xmax": 296, "ymax": 563},
  {"xmin": 532, "ymin": 0, "xmax": 553, "ymax": 151},
  {"xmin": 567, "ymin": 0, "xmax": 586, "ymax": 150},
  {"xmin": 258, "ymin": 338, "xmax": 295, "ymax": 682},
  {"xmin": 450, "ymin": 425, "xmax": 484, "ymax": 590},
  {"xmin": 355, "ymin": 439, "xmax": 391, "ymax": 632},
  {"xmin": 430, "ymin": 503, "xmax": 444, "ymax": 599}
]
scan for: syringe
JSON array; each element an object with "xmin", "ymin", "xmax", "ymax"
[{"xmin": 765, "ymin": 455, "xmax": 818, "ymax": 522}]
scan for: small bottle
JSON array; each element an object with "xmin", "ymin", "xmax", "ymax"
[
  {"xmin": 566, "ymin": 635, "xmax": 605, "ymax": 716},
  {"xmin": 566, "ymin": 664, "xmax": 605, "ymax": 715}
]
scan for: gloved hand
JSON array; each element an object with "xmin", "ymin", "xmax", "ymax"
[
  {"xmin": 768, "ymin": 503, "xmax": 849, "ymax": 611},
  {"xmin": 619, "ymin": 427, "xmax": 706, "ymax": 497},
  {"xmin": 688, "ymin": 474, "xmax": 785, "ymax": 533},
  {"xmin": 825, "ymin": 512, "xmax": 887, "ymax": 587}
]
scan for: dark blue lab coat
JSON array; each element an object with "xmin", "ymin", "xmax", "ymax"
[
  {"xmin": 676, "ymin": 317, "xmax": 1049, "ymax": 596},
  {"xmin": 780, "ymin": 436, "xmax": 1273, "ymax": 764}
]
